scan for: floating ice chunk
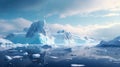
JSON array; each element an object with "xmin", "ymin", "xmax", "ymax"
[
  {"xmin": 71, "ymin": 64, "xmax": 85, "ymax": 67},
  {"xmin": 5, "ymin": 55, "xmax": 12, "ymax": 61},
  {"xmin": 13, "ymin": 56, "xmax": 23, "ymax": 59},
  {"xmin": 66, "ymin": 58, "xmax": 72, "ymax": 60},
  {"xmin": 23, "ymin": 52, "xmax": 28, "ymax": 55},
  {"xmin": 50, "ymin": 56, "xmax": 58, "ymax": 59},
  {"xmin": 32, "ymin": 54, "xmax": 40, "ymax": 58},
  {"xmin": 19, "ymin": 50, "xmax": 23, "ymax": 52}
]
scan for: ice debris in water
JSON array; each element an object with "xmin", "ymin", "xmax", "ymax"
[
  {"xmin": 50, "ymin": 56, "xmax": 58, "ymax": 59},
  {"xmin": 5, "ymin": 55, "xmax": 13, "ymax": 61},
  {"xmin": 23, "ymin": 52, "xmax": 29, "ymax": 55},
  {"xmin": 71, "ymin": 64, "xmax": 85, "ymax": 67},
  {"xmin": 13, "ymin": 56, "xmax": 23, "ymax": 59},
  {"xmin": 32, "ymin": 54, "xmax": 41, "ymax": 58}
]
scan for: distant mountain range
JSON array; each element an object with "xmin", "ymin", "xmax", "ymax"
[{"xmin": 97, "ymin": 36, "xmax": 120, "ymax": 47}]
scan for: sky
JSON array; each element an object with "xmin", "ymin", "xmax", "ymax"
[{"xmin": 0, "ymin": 0, "xmax": 120, "ymax": 40}]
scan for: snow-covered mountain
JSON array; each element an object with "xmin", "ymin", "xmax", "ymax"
[{"xmin": 97, "ymin": 36, "xmax": 120, "ymax": 47}]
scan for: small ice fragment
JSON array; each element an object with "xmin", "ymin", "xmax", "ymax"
[
  {"xmin": 13, "ymin": 56, "xmax": 23, "ymax": 59},
  {"xmin": 71, "ymin": 64, "xmax": 85, "ymax": 67},
  {"xmin": 50, "ymin": 56, "xmax": 58, "ymax": 59},
  {"xmin": 66, "ymin": 58, "xmax": 72, "ymax": 60},
  {"xmin": 20, "ymin": 50, "xmax": 23, "ymax": 52},
  {"xmin": 23, "ymin": 52, "xmax": 28, "ymax": 55},
  {"xmin": 32, "ymin": 54, "xmax": 40, "ymax": 58},
  {"xmin": 5, "ymin": 55, "xmax": 12, "ymax": 61}
]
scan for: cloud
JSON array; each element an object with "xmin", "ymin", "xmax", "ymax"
[
  {"xmin": 0, "ymin": 18, "xmax": 32, "ymax": 35},
  {"xmin": 0, "ymin": 0, "xmax": 45, "ymax": 12},
  {"xmin": 87, "ymin": 12, "xmax": 120, "ymax": 18},
  {"xmin": 1, "ymin": 0, "xmax": 120, "ymax": 18},
  {"xmin": 12, "ymin": 18, "xmax": 32, "ymax": 29},
  {"xmin": 40, "ymin": 0, "xmax": 120, "ymax": 18},
  {"xmin": 48, "ymin": 22, "xmax": 120, "ymax": 41},
  {"xmin": 92, "ymin": 23, "xmax": 120, "ymax": 40},
  {"xmin": 0, "ymin": 20, "xmax": 15, "ymax": 32},
  {"xmin": 103, "ymin": 13, "xmax": 120, "ymax": 17},
  {"xmin": 58, "ymin": 0, "xmax": 120, "ymax": 18}
]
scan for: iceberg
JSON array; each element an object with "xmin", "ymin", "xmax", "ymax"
[
  {"xmin": 26, "ymin": 21, "xmax": 46, "ymax": 37},
  {"xmin": 5, "ymin": 55, "xmax": 13, "ymax": 61},
  {"xmin": 32, "ymin": 54, "xmax": 41, "ymax": 58},
  {"xmin": 5, "ymin": 21, "xmax": 54, "ymax": 45},
  {"xmin": 53, "ymin": 30, "xmax": 75, "ymax": 46}
]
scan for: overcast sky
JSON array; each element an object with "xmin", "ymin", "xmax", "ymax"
[{"xmin": 0, "ymin": 0, "xmax": 120, "ymax": 40}]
